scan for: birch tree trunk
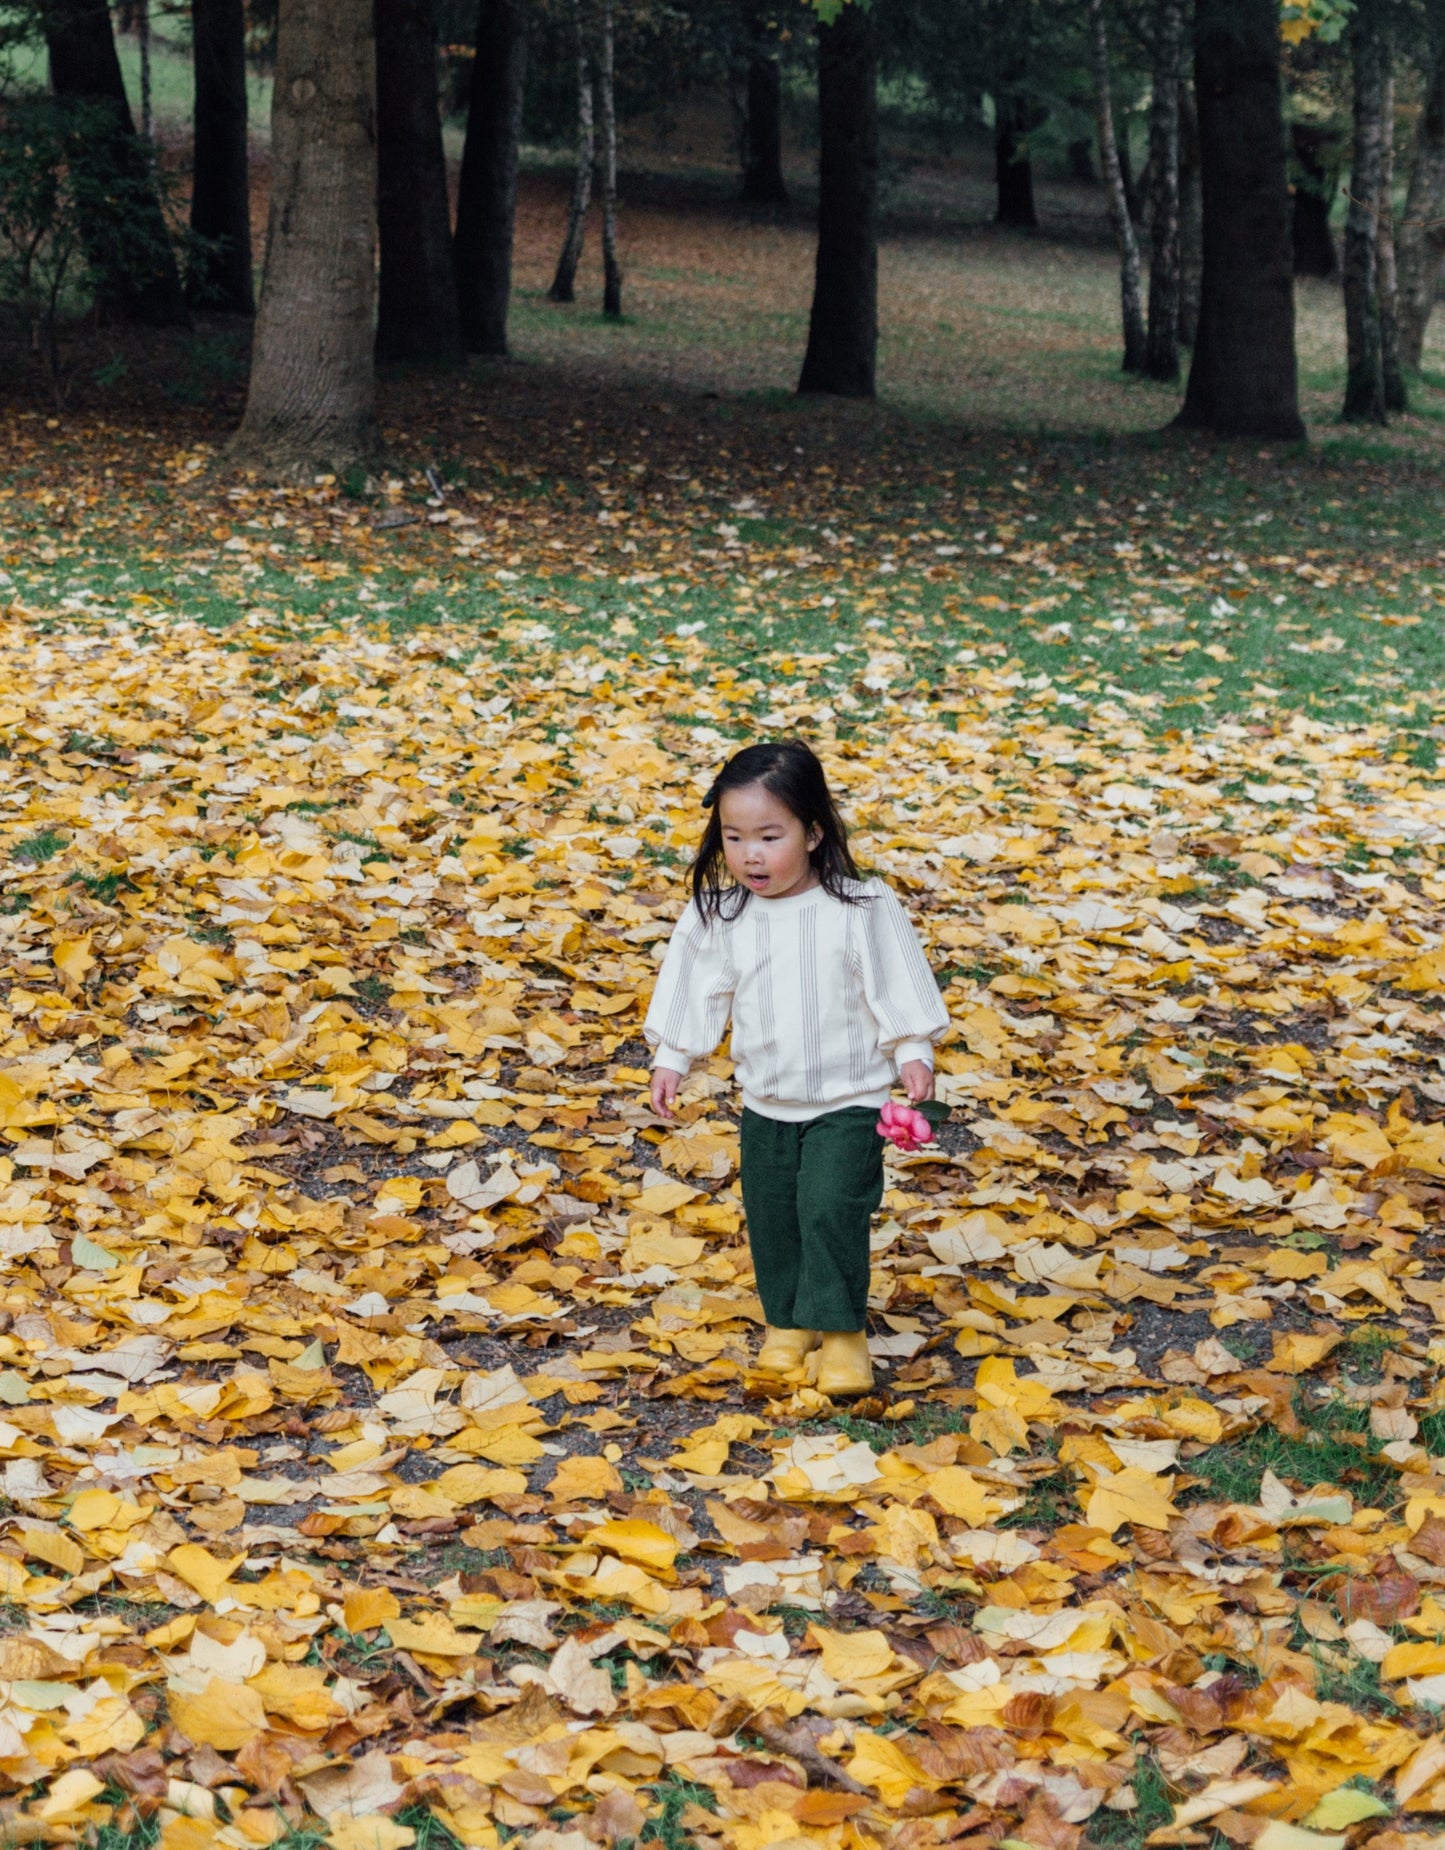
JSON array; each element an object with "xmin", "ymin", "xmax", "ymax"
[
  {"xmin": 548, "ymin": 7, "xmax": 593, "ymax": 304},
  {"xmin": 1343, "ymin": 10, "xmax": 1387, "ymax": 423},
  {"xmin": 190, "ymin": 0, "xmax": 254, "ymax": 313},
  {"xmin": 375, "ymin": 0, "xmax": 463, "ymax": 365},
  {"xmin": 1173, "ymin": 0, "xmax": 1302, "ymax": 439},
  {"xmin": 1088, "ymin": 0, "xmax": 1147, "ymax": 373},
  {"xmin": 598, "ymin": 0, "xmax": 621, "ymax": 318},
  {"xmin": 1378, "ymin": 46, "xmax": 1406, "ymax": 410},
  {"xmin": 1145, "ymin": 0, "xmax": 1183, "ymax": 380},
  {"xmin": 230, "ymin": 0, "xmax": 379, "ymax": 476},
  {"xmin": 454, "ymin": 0, "xmax": 528, "ymax": 354},
  {"xmin": 1397, "ymin": 39, "xmax": 1445, "ymax": 370},
  {"xmin": 797, "ymin": 0, "xmax": 877, "ymax": 396}
]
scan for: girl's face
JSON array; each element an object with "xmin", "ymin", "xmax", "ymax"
[{"xmin": 718, "ymin": 781, "xmax": 821, "ymax": 900}]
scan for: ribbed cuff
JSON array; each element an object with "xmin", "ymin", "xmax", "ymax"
[
  {"xmin": 892, "ymin": 1040, "xmax": 936, "ymax": 1069},
  {"xmin": 652, "ymin": 1047, "xmax": 692, "ymax": 1076}
]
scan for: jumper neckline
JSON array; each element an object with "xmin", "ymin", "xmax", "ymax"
[{"xmin": 731, "ymin": 880, "xmax": 868, "ymax": 918}]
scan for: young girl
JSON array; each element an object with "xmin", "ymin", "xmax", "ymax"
[{"xmin": 645, "ymin": 740, "xmax": 949, "ymax": 1398}]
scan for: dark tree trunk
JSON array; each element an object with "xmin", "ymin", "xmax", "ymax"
[
  {"xmin": 1178, "ymin": 80, "xmax": 1202, "ymax": 345},
  {"xmin": 1378, "ymin": 50, "xmax": 1406, "ymax": 411},
  {"xmin": 598, "ymin": 0, "xmax": 620, "ymax": 318},
  {"xmin": 742, "ymin": 35, "xmax": 787, "ymax": 202},
  {"xmin": 1173, "ymin": 0, "xmax": 1303, "ymax": 440},
  {"xmin": 190, "ymin": 0, "xmax": 254, "ymax": 313},
  {"xmin": 454, "ymin": 0, "xmax": 528, "ymax": 354},
  {"xmin": 43, "ymin": 0, "xmax": 188, "ymax": 325},
  {"xmin": 797, "ymin": 3, "xmax": 876, "ymax": 397},
  {"xmin": 1067, "ymin": 135, "xmax": 1096, "ymax": 182},
  {"xmin": 1343, "ymin": 10, "xmax": 1386, "ymax": 423},
  {"xmin": 995, "ymin": 92, "xmax": 1039, "ymax": 227},
  {"xmin": 137, "ymin": 0, "xmax": 152, "ymax": 139},
  {"xmin": 548, "ymin": 5, "xmax": 593, "ymax": 304},
  {"xmin": 1398, "ymin": 40, "xmax": 1445, "ymax": 371},
  {"xmin": 1290, "ymin": 123, "xmax": 1337, "ymax": 276},
  {"xmin": 376, "ymin": 0, "xmax": 462, "ymax": 364},
  {"xmin": 1088, "ymin": 0, "xmax": 1147, "ymax": 372},
  {"xmin": 1145, "ymin": 0, "xmax": 1183, "ymax": 380},
  {"xmin": 230, "ymin": 0, "xmax": 379, "ymax": 476}
]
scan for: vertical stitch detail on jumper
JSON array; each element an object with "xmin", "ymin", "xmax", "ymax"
[
  {"xmin": 657, "ymin": 908, "xmax": 704, "ymax": 1052},
  {"xmin": 844, "ymin": 906, "xmax": 870, "ymax": 1088},
  {"xmin": 800, "ymin": 903, "xmax": 823, "ymax": 1102},
  {"xmin": 754, "ymin": 906, "xmax": 779, "ymax": 1101},
  {"xmin": 880, "ymin": 883, "xmax": 944, "ymax": 1015},
  {"xmin": 862, "ymin": 884, "xmax": 914, "ymax": 1042}
]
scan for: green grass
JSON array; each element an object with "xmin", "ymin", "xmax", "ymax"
[
  {"xmin": 1085, "ymin": 1757, "xmax": 1174, "ymax": 1850},
  {"xmin": 1311, "ymin": 1648, "xmax": 1400, "ymax": 1715},
  {"xmin": 1418, "ymin": 1409, "xmax": 1445, "ymax": 1456},
  {"xmin": 12, "ymin": 829, "xmax": 69, "ymax": 864},
  {"xmin": 17, "ymin": 465, "xmax": 1440, "ymax": 745},
  {"xmin": 998, "ymin": 1466, "xmax": 1080, "ymax": 1530},
  {"xmin": 641, "ymin": 1776, "xmax": 718, "ymax": 1850},
  {"xmin": 824, "ymin": 1403, "xmax": 969, "ymax": 1453},
  {"xmin": 1188, "ymin": 1394, "xmax": 1399, "ymax": 1511},
  {"xmin": 72, "ymin": 869, "xmax": 139, "ymax": 903}
]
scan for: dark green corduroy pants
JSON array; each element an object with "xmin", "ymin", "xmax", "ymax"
[{"xmin": 740, "ymin": 1105, "xmax": 885, "ymax": 1334}]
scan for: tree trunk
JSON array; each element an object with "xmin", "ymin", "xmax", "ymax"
[
  {"xmin": 1088, "ymin": 0, "xmax": 1147, "ymax": 373},
  {"xmin": 1173, "ymin": 0, "xmax": 1303, "ymax": 440},
  {"xmin": 190, "ymin": 0, "xmax": 254, "ymax": 313},
  {"xmin": 375, "ymin": 0, "xmax": 462, "ymax": 364},
  {"xmin": 1178, "ymin": 79, "xmax": 1202, "ymax": 345},
  {"xmin": 1397, "ymin": 38, "xmax": 1445, "ymax": 371},
  {"xmin": 797, "ymin": 1, "xmax": 877, "ymax": 396},
  {"xmin": 598, "ymin": 0, "xmax": 621, "ymax": 318},
  {"xmin": 995, "ymin": 91, "xmax": 1039, "ymax": 227},
  {"xmin": 1378, "ymin": 48, "xmax": 1406, "ymax": 411},
  {"xmin": 137, "ymin": 0, "xmax": 152, "ymax": 139},
  {"xmin": 230, "ymin": 0, "xmax": 379, "ymax": 476},
  {"xmin": 1145, "ymin": 0, "xmax": 1183, "ymax": 379},
  {"xmin": 454, "ymin": 0, "xmax": 528, "ymax": 354},
  {"xmin": 1067, "ymin": 135, "xmax": 1095, "ymax": 182},
  {"xmin": 1290, "ymin": 123, "xmax": 1337, "ymax": 276},
  {"xmin": 1343, "ymin": 10, "xmax": 1386, "ymax": 423},
  {"xmin": 742, "ymin": 27, "xmax": 787, "ymax": 203},
  {"xmin": 43, "ymin": 0, "xmax": 188, "ymax": 325},
  {"xmin": 1117, "ymin": 111, "xmax": 1141, "ymax": 222},
  {"xmin": 548, "ymin": 8, "xmax": 593, "ymax": 304}
]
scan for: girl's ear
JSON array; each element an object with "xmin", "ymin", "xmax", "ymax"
[{"xmin": 806, "ymin": 824, "xmax": 824, "ymax": 852}]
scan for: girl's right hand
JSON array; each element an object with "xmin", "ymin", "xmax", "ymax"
[{"xmin": 650, "ymin": 1067, "xmax": 684, "ymax": 1118}]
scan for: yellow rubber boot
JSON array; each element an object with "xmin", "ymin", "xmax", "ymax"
[
  {"xmin": 756, "ymin": 1326, "xmax": 820, "ymax": 1372},
  {"xmin": 816, "ymin": 1331, "xmax": 874, "ymax": 1399}
]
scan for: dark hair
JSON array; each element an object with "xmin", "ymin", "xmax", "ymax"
[{"xmin": 691, "ymin": 739, "xmax": 864, "ymax": 922}]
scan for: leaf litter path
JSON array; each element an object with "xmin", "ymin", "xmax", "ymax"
[{"xmin": 0, "ymin": 606, "xmax": 1443, "ymax": 1850}]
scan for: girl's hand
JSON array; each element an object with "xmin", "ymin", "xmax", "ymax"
[
  {"xmin": 898, "ymin": 1059, "xmax": 934, "ymax": 1104},
  {"xmin": 650, "ymin": 1067, "xmax": 684, "ymax": 1118}
]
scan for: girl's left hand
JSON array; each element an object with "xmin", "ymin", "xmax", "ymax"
[{"xmin": 898, "ymin": 1059, "xmax": 934, "ymax": 1103}]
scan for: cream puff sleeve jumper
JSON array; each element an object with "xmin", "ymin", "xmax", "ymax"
[{"xmin": 643, "ymin": 879, "xmax": 949, "ymax": 1123}]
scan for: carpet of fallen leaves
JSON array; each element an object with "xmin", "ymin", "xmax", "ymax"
[{"xmin": 0, "ymin": 597, "xmax": 1443, "ymax": 1850}]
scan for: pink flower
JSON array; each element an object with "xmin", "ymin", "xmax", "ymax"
[{"xmin": 876, "ymin": 1100, "xmax": 935, "ymax": 1152}]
